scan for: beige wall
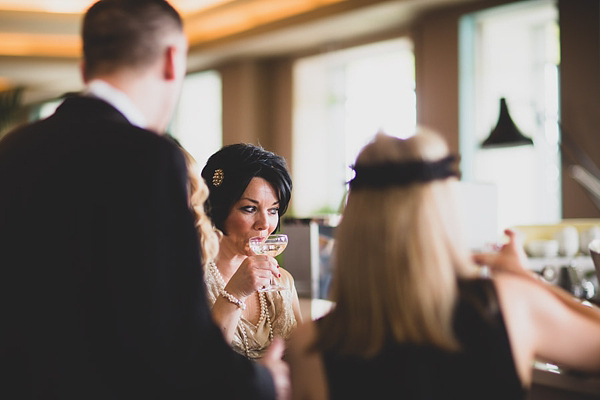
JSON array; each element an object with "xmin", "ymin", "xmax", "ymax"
[
  {"xmin": 559, "ymin": 0, "xmax": 600, "ymax": 218},
  {"xmin": 413, "ymin": 5, "xmax": 461, "ymax": 155},
  {"xmin": 218, "ymin": 58, "xmax": 293, "ymax": 169},
  {"xmin": 219, "ymin": 60, "xmax": 266, "ymax": 146}
]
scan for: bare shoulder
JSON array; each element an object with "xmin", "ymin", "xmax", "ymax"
[
  {"xmin": 489, "ymin": 273, "xmax": 552, "ymax": 385},
  {"xmin": 289, "ymin": 319, "xmax": 317, "ymax": 352},
  {"xmin": 490, "ymin": 273, "xmax": 561, "ymax": 334},
  {"xmin": 288, "ymin": 320, "xmax": 329, "ymax": 400}
]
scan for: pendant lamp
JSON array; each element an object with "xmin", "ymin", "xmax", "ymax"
[{"xmin": 481, "ymin": 97, "xmax": 533, "ymax": 148}]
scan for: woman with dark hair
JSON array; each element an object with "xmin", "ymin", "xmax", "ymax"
[{"xmin": 201, "ymin": 143, "xmax": 302, "ymax": 359}]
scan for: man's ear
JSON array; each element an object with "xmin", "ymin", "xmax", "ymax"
[
  {"xmin": 80, "ymin": 60, "xmax": 89, "ymax": 84},
  {"xmin": 163, "ymin": 46, "xmax": 176, "ymax": 81}
]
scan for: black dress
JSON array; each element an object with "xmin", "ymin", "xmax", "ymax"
[{"xmin": 318, "ymin": 278, "xmax": 526, "ymax": 400}]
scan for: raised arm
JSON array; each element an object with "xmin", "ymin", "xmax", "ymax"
[
  {"xmin": 494, "ymin": 273, "xmax": 600, "ymax": 386},
  {"xmin": 473, "ymin": 229, "xmax": 600, "ymax": 323}
]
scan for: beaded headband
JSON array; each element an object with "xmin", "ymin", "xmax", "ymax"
[{"xmin": 348, "ymin": 155, "xmax": 459, "ymax": 189}]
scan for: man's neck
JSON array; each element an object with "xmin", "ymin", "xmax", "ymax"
[{"xmin": 85, "ymin": 79, "xmax": 149, "ymax": 130}]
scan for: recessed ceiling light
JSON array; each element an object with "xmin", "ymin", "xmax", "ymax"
[{"xmin": 0, "ymin": 0, "xmax": 231, "ymax": 14}]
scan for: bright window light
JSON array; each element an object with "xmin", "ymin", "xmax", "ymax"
[
  {"xmin": 460, "ymin": 0, "xmax": 560, "ymax": 233},
  {"xmin": 292, "ymin": 37, "xmax": 415, "ymax": 217},
  {"xmin": 170, "ymin": 70, "xmax": 222, "ymax": 173}
]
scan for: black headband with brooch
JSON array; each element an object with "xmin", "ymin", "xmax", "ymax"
[{"xmin": 348, "ymin": 155, "xmax": 459, "ymax": 190}]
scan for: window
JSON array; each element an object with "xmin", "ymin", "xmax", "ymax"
[
  {"xmin": 170, "ymin": 70, "xmax": 222, "ymax": 173},
  {"xmin": 36, "ymin": 98, "xmax": 63, "ymax": 120},
  {"xmin": 460, "ymin": 0, "xmax": 560, "ymax": 232},
  {"xmin": 292, "ymin": 38, "xmax": 416, "ymax": 217}
]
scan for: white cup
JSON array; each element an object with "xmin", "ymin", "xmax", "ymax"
[
  {"xmin": 555, "ymin": 226, "xmax": 579, "ymax": 257},
  {"xmin": 525, "ymin": 239, "xmax": 559, "ymax": 258},
  {"xmin": 580, "ymin": 226, "xmax": 600, "ymax": 255}
]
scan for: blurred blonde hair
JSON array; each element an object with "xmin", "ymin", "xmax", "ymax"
[
  {"xmin": 316, "ymin": 128, "xmax": 478, "ymax": 357},
  {"xmin": 181, "ymin": 149, "xmax": 220, "ymax": 266}
]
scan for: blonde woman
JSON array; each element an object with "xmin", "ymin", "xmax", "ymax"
[
  {"xmin": 288, "ymin": 129, "xmax": 600, "ymax": 400},
  {"xmin": 181, "ymin": 148, "xmax": 220, "ymax": 265}
]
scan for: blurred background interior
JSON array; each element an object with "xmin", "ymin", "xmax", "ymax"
[
  {"xmin": 1, "ymin": 0, "xmax": 600, "ymax": 305},
  {"xmin": 3, "ymin": 1, "xmax": 600, "ymax": 397}
]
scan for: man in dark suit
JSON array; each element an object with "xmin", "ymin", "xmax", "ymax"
[{"xmin": 0, "ymin": 1, "xmax": 289, "ymax": 398}]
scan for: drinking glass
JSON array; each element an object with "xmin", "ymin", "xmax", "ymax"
[{"xmin": 249, "ymin": 234, "xmax": 288, "ymax": 292}]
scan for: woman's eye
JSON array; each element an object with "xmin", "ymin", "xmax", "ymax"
[
  {"xmin": 268, "ymin": 208, "xmax": 280, "ymax": 216},
  {"xmin": 241, "ymin": 206, "xmax": 256, "ymax": 213}
]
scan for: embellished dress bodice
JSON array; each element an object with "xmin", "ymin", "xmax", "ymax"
[{"xmin": 204, "ymin": 264, "xmax": 298, "ymax": 359}]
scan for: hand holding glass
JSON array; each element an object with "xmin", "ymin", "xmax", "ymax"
[{"xmin": 249, "ymin": 234, "xmax": 288, "ymax": 292}]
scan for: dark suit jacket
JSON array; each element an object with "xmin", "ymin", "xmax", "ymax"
[{"xmin": 0, "ymin": 96, "xmax": 275, "ymax": 399}]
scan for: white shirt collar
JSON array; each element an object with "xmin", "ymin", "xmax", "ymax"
[{"xmin": 84, "ymin": 79, "xmax": 148, "ymax": 129}]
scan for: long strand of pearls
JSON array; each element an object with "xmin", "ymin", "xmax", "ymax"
[{"xmin": 209, "ymin": 261, "xmax": 274, "ymax": 358}]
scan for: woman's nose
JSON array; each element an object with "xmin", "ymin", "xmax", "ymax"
[{"xmin": 254, "ymin": 210, "xmax": 268, "ymax": 231}]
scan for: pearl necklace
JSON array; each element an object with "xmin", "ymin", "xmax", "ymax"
[{"xmin": 208, "ymin": 261, "xmax": 274, "ymax": 358}]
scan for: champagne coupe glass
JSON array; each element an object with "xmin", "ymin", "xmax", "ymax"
[{"xmin": 249, "ymin": 234, "xmax": 288, "ymax": 292}]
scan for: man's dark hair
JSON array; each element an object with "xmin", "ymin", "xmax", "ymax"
[{"xmin": 82, "ymin": 0, "xmax": 183, "ymax": 78}]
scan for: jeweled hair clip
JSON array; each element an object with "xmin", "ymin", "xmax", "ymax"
[{"xmin": 212, "ymin": 168, "xmax": 224, "ymax": 187}]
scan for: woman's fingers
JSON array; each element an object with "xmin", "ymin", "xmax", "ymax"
[
  {"xmin": 472, "ymin": 228, "xmax": 530, "ymax": 277},
  {"xmin": 248, "ymin": 255, "xmax": 280, "ymax": 278},
  {"xmin": 228, "ymin": 255, "xmax": 281, "ymax": 294},
  {"xmin": 472, "ymin": 252, "xmax": 493, "ymax": 266}
]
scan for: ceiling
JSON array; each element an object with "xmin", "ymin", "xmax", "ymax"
[{"xmin": 0, "ymin": 0, "xmax": 476, "ymax": 104}]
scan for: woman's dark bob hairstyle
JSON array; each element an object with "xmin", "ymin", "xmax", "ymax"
[{"xmin": 200, "ymin": 143, "xmax": 292, "ymax": 235}]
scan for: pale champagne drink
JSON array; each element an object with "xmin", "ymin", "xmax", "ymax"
[{"xmin": 249, "ymin": 234, "xmax": 288, "ymax": 292}]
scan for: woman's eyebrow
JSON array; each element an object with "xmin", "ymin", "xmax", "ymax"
[
  {"xmin": 239, "ymin": 197, "xmax": 280, "ymax": 206},
  {"xmin": 239, "ymin": 197, "xmax": 258, "ymax": 204}
]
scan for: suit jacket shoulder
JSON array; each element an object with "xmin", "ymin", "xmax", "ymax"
[{"xmin": 0, "ymin": 95, "xmax": 276, "ymax": 400}]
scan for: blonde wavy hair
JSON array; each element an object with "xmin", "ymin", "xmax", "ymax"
[
  {"xmin": 181, "ymin": 149, "xmax": 220, "ymax": 266},
  {"xmin": 316, "ymin": 128, "xmax": 478, "ymax": 357}
]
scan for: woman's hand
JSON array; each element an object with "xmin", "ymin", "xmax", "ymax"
[
  {"xmin": 472, "ymin": 229, "xmax": 531, "ymax": 278},
  {"xmin": 225, "ymin": 255, "xmax": 280, "ymax": 299},
  {"xmin": 211, "ymin": 255, "xmax": 280, "ymax": 343}
]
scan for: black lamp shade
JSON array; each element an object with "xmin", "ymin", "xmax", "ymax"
[{"xmin": 481, "ymin": 98, "xmax": 534, "ymax": 148}]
